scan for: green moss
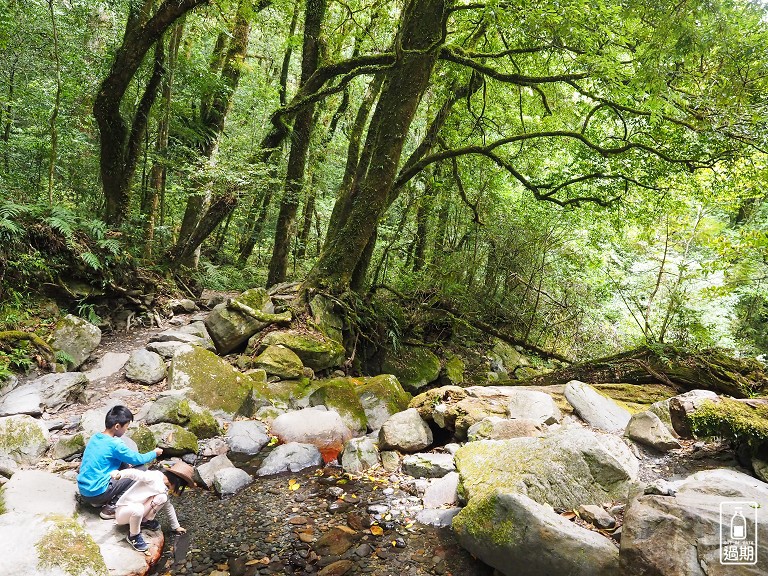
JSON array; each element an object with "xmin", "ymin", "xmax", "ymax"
[
  {"xmin": 594, "ymin": 383, "xmax": 677, "ymax": 413},
  {"xmin": 381, "ymin": 345, "xmax": 441, "ymax": 393},
  {"xmin": 453, "ymin": 491, "xmax": 518, "ymax": 547},
  {"xmin": 689, "ymin": 398, "xmax": 768, "ymax": 447},
  {"xmin": 186, "ymin": 408, "xmax": 221, "ymax": 439},
  {"xmin": 127, "ymin": 423, "xmax": 157, "ymax": 453},
  {"xmin": 168, "ymin": 346, "xmax": 258, "ymax": 415},
  {"xmin": 444, "ymin": 354, "xmax": 465, "ymax": 385},
  {"xmin": 309, "ymin": 378, "xmax": 368, "ymax": 433},
  {"xmin": 236, "ymin": 287, "xmax": 270, "ymax": 310},
  {"xmin": 36, "ymin": 515, "xmax": 108, "ymax": 576},
  {"xmin": 259, "ymin": 330, "xmax": 345, "ymax": 370},
  {"xmin": 148, "ymin": 423, "xmax": 198, "ymax": 455}
]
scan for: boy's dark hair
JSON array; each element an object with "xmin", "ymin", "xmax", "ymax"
[
  {"xmin": 105, "ymin": 405, "xmax": 134, "ymax": 429},
  {"xmin": 163, "ymin": 470, "xmax": 188, "ymax": 495}
]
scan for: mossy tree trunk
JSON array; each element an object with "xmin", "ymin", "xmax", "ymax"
[
  {"xmin": 522, "ymin": 346, "xmax": 768, "ymax": 398},
  {"xmin": 303, "ymin": 0, "xmax": 448, "ymax": 295}
]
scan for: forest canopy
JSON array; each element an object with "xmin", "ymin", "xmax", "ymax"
[{"xmin": 1, "ymin": 0, "xmax": 768, "ymax": 363}]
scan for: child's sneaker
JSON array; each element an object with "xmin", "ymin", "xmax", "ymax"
[
  {"xmin": 140, "ymin": 519, "xmax": 161, "ymax": 530},
  {"xmin": 99, "ymin": 504, "xmax": 116, "ymax": 519},
  {"xmin": 126, "ymin": 533, "xmax": 149, "ymax": 552}
]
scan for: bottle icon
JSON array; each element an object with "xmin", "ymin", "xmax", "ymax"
[{"xmin": 731, "ymin": 507, "xmax": 747, "ymax": 540}]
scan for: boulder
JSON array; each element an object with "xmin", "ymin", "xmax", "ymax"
[
  {"xmin": 620, "ymin": 468, "xmax": 768, "ymax": 575},
  {"xmin": 0, "ymin": 382, "xmax": 41, "ymax": 416},
  {"xmin": 0, "ymin": 414, "xmax": 50, "ymax": 465},
  {"xmin": 253, "ymin": 345, "xmax": 304, "ymax": 379},
  {"xmin": 147, "ymin": 423, "xmax": 198, "ymax": 456},
  {"xmin": 270, "ymin": 407, "xmax": 352, "ymax": 461},
  {"xmin": 225, "ymin": 420, "xmax": 270, "ymax": 457},
  {"xmin": 169, "ymin": 298, "xmax": 198, "ymax": 313},
  {"xmin": 168, "ymin": 345, "xmax": 259, "ymax": 415},
  {"xmin": 356, "ymin": 374, "xmax": 411, "ymax": 431},
  {"xmin": 146, "ymin": 341, "xmax": 190, "ymax": 359},
  {"xmin": 578, "ymin": 504, "xmax": 616, "ymax": 529},
  {"xmin": 454, "ymin": 426, "xmax": 639, "ymax": 508},
  {"xmin": 83, "ymin": 352, "xmax": 130, "ymax": 382},
  {"xmin": 309, "ymin": 378, "xmax": 368, "ymax": 436},
  {"xmin": 453, "ymin": 491, "xmax": 619, "ymax": 576},
  {"xmin": 196, "ymin": 454, "xmax": 235, "ymax": 489},
  {"xmin": 1, "ymin": 372, "xmax": 89, "ymax": 417},
  {"xmin": 467, "ymin": 416, "xmax": 544, "ymax": 441},
  {"xmin": 625, "ymin": 410, "xmax": 681, "ymax": 452},
  {"xmin": 647, "ymin": 397, "xmax": 678, "ymax": 437},
  {"xmin": 252, "ymin": 329, "xmax": 345, "ymax": 371},
  {"xmin": 50, "ymin": 433, "xmax": 86, "ymax": 460},
  {"xmin": 506, "ymin": 389, "xmax": 561, "ymax": 425},
  {"xmin": 402, "ymin": 453, "xmax": 456, "ymax": 478},
  {"xmin": 668, "ymin": 389, "xmax": 719, "ymax": 438},
  {"xmin": 124, "ymin": 349, "xmax": 166, "ymax": 385},
  {"xmin": 422, "ymin": 471, "xmax": 460, "ymax": 509},
  {"xmin": 490, "ymin": 339, "xmax": 530, "ymax": 373},
  {"xmin": 340, "ymin": 437, "xmax": 380, "ymax": 474},
  {"xmin": 213, "ymin": 467, "xmax": 253, "ymax": 497},
  {"xmin": 378, "ymin": 408, "xmax": 433, "ymax": 453},
  {"xmin": 564, "ymin": 380, "xmax": 632, "ymax": 432},
  {"xmin": 381, "ymin": 344, "xmax": 441, "ymax": 393},
  {"xmin": 309, "ymin": 294, "xmax": 344, "ymax": 343},
  {"xmin": 257, "ymin": 442, "xmax": 324, "ymax": 476},
  {"xmin": 51, "ymin": 314, "xmax": 101, "ymax": 369},
  {"xmin": 144, "ymin": 394, "xmax": 221, "ymax": 439},
  {"xmin": 204, "ymin": 288, "xmax": 274, "ymax": 354}
]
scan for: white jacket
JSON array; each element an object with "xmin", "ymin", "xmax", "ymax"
[{"xmin": 114, "ymin": 468, "xmax": 181, "ymax": 530}]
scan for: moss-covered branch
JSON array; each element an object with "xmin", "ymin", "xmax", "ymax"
[
  {"xmin": 227, "ymin": 300, "xmax": 292, "ymax": 324},
  {"xmin": 0, "ymin": 330, "xmax": 55, "ymax": 363}
]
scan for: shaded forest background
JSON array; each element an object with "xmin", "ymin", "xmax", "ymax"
[{"xmin": 1, "ymin": 0, "xmax": 768, "ymax": 378}]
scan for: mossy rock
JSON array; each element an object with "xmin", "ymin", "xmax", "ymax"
[
  {"xmin": 254, "ymin": 330, "xmax": 345, "ymax": 371},
  {"xmin": 253, "ymin": 345, "xmax": 305, "ymax": 379},
  {"xmin": 688, "ymin": 397, "xmax": 768, "ymax": 448},
  {"xmin": 168, "ymin": 345, "xmax": 259, "ymax": 416},
  {"xmin": 50, "ymin": 314, "xmax": 101, "ymax": 370},
  {"xmin": 147, "ymin": 423, "xmax": 198, "ymax": 456},
  {"xmin": 309, "ymin": 378, "xmax": 368, "ymax": 436},
  {"xmin": 204, "ymin": 288, "xmax": 273, "ymax": 354},
  {"xmin": 37, "ymin": 515, "xmax": 108, "ymax": 576},
  {"xmin": 381, "ymin": 344, "xmax": 441, "ymax": 394},
  {"xmin": 0, "ymin": 414, "xmax": 49, "ymax": 465},
  {"xmin": 309, "ymin": 294, "xmax": 344, "ymax": 343},
  {"xmin": 186, "ymin": 407, "xmax": 221, "ymax": 439},
  {"xmin": 491, "ymin": 340, "xmax": 530, "ymax": 372},
  {"xmin": 50, "ymin": 433, "xmax": 85, "ymax": 460},
  {"xmin": 127, "ymin": 423, "xmax": 157, "ymax": 453},
  {"xmin": 443, "ymin": 354, "xmax": 465, "ymax": 385},
  {"xmin": 358, "ymin": 374, "xmax": 412, "ymax": 431},
  {"xmin": 593, "ymin": 383, "xmax": 678, "ymax": 413}
]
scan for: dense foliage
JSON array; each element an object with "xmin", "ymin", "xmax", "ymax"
[{"xmin": 1, "ymin": 0, "xmax": 767, "ymax": 365}]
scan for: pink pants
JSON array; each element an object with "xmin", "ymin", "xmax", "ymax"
[{"xmin": 114, "ymin": 493, "xmax": 167, "ymax": 536}]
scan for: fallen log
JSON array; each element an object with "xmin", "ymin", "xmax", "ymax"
[{"xmin": 520, "ymin": 346, "xmax": 768, "ymax": 398}]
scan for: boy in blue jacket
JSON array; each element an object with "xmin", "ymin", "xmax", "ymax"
[{"xmin": 77, "ymin": 405, "xmax": 162, "ymax": 519}]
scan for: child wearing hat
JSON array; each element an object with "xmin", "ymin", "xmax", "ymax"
[{"xmin": 110, "ymin": 461, "xmax": 195, "ymax": 552}]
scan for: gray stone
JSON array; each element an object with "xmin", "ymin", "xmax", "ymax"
[
  {"xmin": 146, "ymin": 340, "xmax": 189, "ymax": 359},
  {"xmin": 144, "ymin": 394, "xmax": 190, "ymax": 425},
  {"xmin": 621, "ymin": 469, "xmax": 768, "ymax": 575},
  {"xmin": 455, "ymin": 426, "xmax": 639, "ymax": 509},
  {"xmin": 753, "ymin": 457, "xmax": 768, "ymax": 483},
  {"xmin": 578, "ymin": 504, "xmax": 616, "ymax": 529},
  {"xmin": 357, "ymin": 374, "xmax": 411, "ymax": 431},
  {"xmin": 0, "ymin": 454, "xmax": 20, "ymax": 477},
  {"xmin": 379, "ymin": 409, "xmax": 433, "ymax": 453},
  {"xmin": 226, "ymin": 420, "xmax": 269, "ymax": 457},
  {"xmin": 170, "ymin": 298, "xmax": 198, "ymax": 313},
  {"xmin": 415, "ymin": 507, "xmax": 461, "ymax": 527},
  {"xmin": 253, "ymin": 345, "xmax": 305, "ymax": 379},
  {"xmin": 149, "ymin": 330, "xmax": 214, "ymax": 350},
  {"xmin": 625, "ymin": 410, "xmax": 681, "ymax": 452},
  {"xmin": 213, "ymin": 466, "xmax": 253, "ymax": 496},
  {"xmin": 422, "ymin": 471, "xmax": 459, "ymax": 508},
  {"xmin": 50, "ymin": 433, "xmax": 86, "ymax": 460},
  {"xmin": 454, "ymin": 491, "xmax": 619, "ymax": 576},
  {"xmin": 196, "ymin": 454, "xmax": 236, "ymax": 489},
  {"xmin": 257, "ymin": 442, "xmax": 324, "ymax": 475},
  {"xmin": 506, "ymin": 389, "xmax": 561, "ymax": 425},
  {"xmin": 467, "ymin": 416, "xmax": 544, "ymax": 441},
  {"xmin": 1, "ymin": 372, "xmax": 89, "ymax": 417},
  {"xmin": 205, "ymin": 288, "xmax": 274, "ymax": 354},
  {"xmin": 647, "ymin": 397, "xmax": 678, "ymax": 437},
  {"xmin": 341, "ymin": 437, "xmax": 380, "ymax": 474},
  {"xmin": 402, "ymin": 453, "xmax": 456, "ymax": 478},
  {"xmin": 83, "ymin": 352, "xmax": 130, "ymax": 382},
  {"xmin": 51, "ymin": 314, "xmax": 101, "ymax": 369},
  {"xmin": 124, "ymin": 349, "xmax": 166, "ymax": 385},
  {"xmin": 564, "ymin": 380, "xmax": 632, "ymax": 432},
  {"xmin": 0, "ymin": 384, "xmax": 41, "ymax": 416},
  {"xmin": 270, "ymin": 407, "xmax": 352, "ymax": 457},
  {"xmin": 380, "ymin": 450, "xmax": 400, "ymax": 472},
  {"xmin": 0, "ymin": 414, "xmax": 50, "ymax": 465}
]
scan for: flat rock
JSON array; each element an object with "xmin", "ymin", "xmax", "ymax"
[
  {"xmin": 564, "ymin": 380, "xmax": 632, "ymax": 432},
  {"xmin": 422, "ymin": 471, "xmax": 460, "ymax": 509},
  {"xmin": 213, "ymin": 467, "xmax": 253, "ymax": 496},
  {"xmin": 225, "ymin": 419, "xmax": 269, "ymax": 457},
  {"xmin": 257, "ymin": 442, "xmax": 323, "ymax": 476},
  {"xmin": 84, "ymin": 352, "xmax": 130, "ymax": 382},
  {"xmin": 402, "ymin": 452, "xmax": 455, "ymax": 478}
]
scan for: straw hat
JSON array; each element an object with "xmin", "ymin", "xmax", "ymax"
[{"xmin": 165, "ymin": 461, "xmax": 196, "ymax": 488}]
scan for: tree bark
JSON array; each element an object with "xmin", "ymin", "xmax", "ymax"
[
  {"xmin": 267, "ymin": 0, "xmax": 327, "ymax": 286},
  {"xmin": 304, "ymin": 0, "xmax": 447, "ymax": 295},
  {"xmin": 521, "ymin": 346, "xmax": 768, "ymax": 398},
  {"xmin": 95, "ymin": 0, "xmax": 209, "ymax": 227}
]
